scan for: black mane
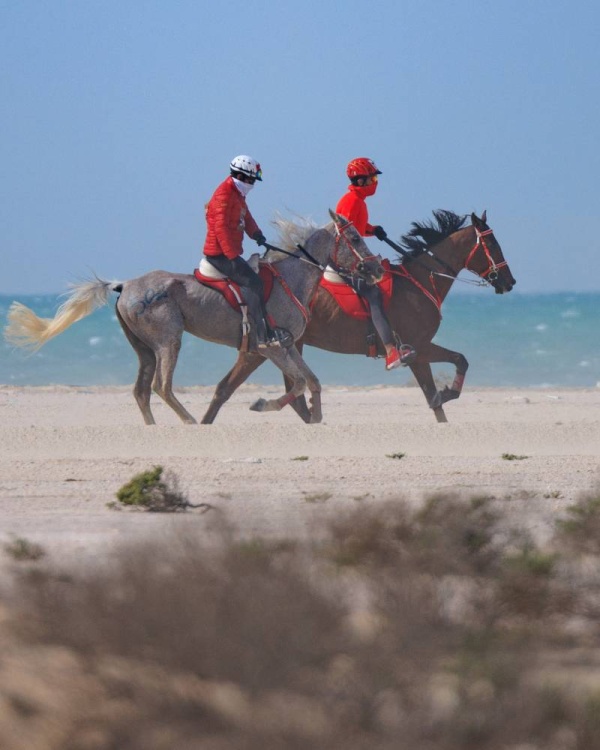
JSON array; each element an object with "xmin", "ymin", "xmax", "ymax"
[{"xmin": 400, "ymin": 210, "xmax": 467, "ymax": 254}]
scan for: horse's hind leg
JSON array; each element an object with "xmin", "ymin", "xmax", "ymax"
[
  {"xmin": 115, "ymin": 306, "xmax": 157, "ymax": 425},
  {"xmin": 409, "ymin": 360, "xmax": 448, "ymax": 423},
  {"xmin": 153, "ymin": 339, "xmax": 197, "ymax": 424},
  {"xmin": 422, "ymin": 342, "xmax": 469, "ymax": 404},
  {"xmin": 201, "ymin": 351, "xmax": 266, "ymax": 424}
]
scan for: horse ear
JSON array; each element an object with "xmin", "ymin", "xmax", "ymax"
[
  {"xmin": 482, "ymin": 209, "xmax": 487, "ymax": 223},
  {"xmin": 329, "ymin": 209, "xmax": 342, "ymax": 224},
  {"xmin": 471, "ymin": 211, "xmax": 486, "ymax": 228}
]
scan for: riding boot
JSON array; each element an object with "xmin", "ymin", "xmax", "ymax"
[{"xmin": 255, "ymin": 316, "xmax": 280, "ymax": 349}]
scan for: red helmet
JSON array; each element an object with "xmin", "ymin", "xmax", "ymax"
[{"xmin": 346, "ymin": 157, "xmax": 382, "ymax": 180}]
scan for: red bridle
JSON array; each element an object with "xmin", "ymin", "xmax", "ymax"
[
  {"xmin": 464, "ymin": 227, "xmax": 508, "ymax": 282},
  {"xmin": 332, "ymin": 220, "xmax": 381, "ymax": 275}
]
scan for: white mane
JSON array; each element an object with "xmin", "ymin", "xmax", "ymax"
[{"xmin": 271, "ymin": 213, "xmax": 320, "ymax": 253}]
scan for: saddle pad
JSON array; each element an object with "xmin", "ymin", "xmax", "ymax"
[
  {"xmin": 193, "ymin": 263, "xmax": 275, "ymax": 313},
  {"xmin": 318, "ymin": 259, "xmax": 394, "ymax": 320}
]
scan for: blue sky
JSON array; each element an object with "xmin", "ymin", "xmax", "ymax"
[{"xmin": 1, "ymin": 0, "xmax": 599, "ymax": 294}]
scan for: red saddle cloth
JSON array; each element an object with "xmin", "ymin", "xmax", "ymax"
[
  {"xmin": 318, "ymin": 259, "xmax": 394, "ymax": 320},
  {"xmin": 193, "ymin": 264, "xmax": 275, "ymax": 312}
]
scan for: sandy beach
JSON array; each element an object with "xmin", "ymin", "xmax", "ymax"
[{"xmin": 1, "ymin": 383, "xmax": 598, "ymax": 569}]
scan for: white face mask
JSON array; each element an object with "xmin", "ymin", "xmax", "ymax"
[{"xmin": 232, "ymin": 177, "xmax": 254, "ymax": 197}]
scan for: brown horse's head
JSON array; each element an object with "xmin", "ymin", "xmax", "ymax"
[
  {"xmin": 329, "ymin": 210, "xmax": 385, "ymax": 285},
  {"xmin": 468, "ymin": 211, "xmax": 516, "ymax": 294}
]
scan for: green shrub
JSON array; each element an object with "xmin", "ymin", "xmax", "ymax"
[{"xmin": 115, "ymin": 466, "xmax": 191, "ymax": 512}]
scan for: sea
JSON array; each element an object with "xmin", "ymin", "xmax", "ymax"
[{"xmin": 0, "ymin": 292, "xmax": 598, "ymax": 389}]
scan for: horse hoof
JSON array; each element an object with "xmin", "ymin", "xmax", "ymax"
[
  {"xmin": 434, "ymin": 408, "xmax": 448, "ymax": 423},
  {"xmin": 249, "ymin": 398, "xmax": 267, "ymax": 412},
  {"xmin": 441, "ymin": 387, "xmax": 460, "ymax": 403}
]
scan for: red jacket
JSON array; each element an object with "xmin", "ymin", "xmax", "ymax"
[
  {"xmin": 335, "ymin": 183, "xmax": 378, "ymax": 237},
  {"xmin": 203, "ymin": 176, "xmax": 260, "ymax": 259}
]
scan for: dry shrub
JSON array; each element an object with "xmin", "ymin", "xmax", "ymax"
[
  {"xmin": 556, "ymin": 488, "xmax": 600, "ymax": 555},
  {"xmin": 324, "ymin": 494, "xmax": 499, "ymax": 577},
  {"xmin": 2, "ymin": 492, "xmax": 600, "ymax": 750}
]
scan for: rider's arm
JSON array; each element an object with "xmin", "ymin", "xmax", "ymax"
[
  {"xmin": 212, "ymin": 187, "xmax": 244, "ymax": 259},
  {"xmin": 243, "ymin": 207, "xmax": 260, "ymax": 240}
]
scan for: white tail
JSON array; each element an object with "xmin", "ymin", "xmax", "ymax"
[{"xmin": 4, "ymin": 277, "xmax": 119, "ymax": 351}]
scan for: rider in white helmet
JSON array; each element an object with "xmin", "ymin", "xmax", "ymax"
[{"xmin": 203, "ymin": 155, "xmax": 281, "ymax": 348}]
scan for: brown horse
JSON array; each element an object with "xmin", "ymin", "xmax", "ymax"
[{"xmin": 200, "ymin": 210, "xmax": 516, "ymax": 424}]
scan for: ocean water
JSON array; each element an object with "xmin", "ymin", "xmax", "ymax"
[{"xmin": 0, "ymin": 292, "xmax": 598, "ymax": 388}]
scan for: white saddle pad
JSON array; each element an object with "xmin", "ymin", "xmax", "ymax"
[
  {"xmin": 323, "ymin": 265, "xmax": 345, "ymax": 284},
  {"xmin": 199, "ymin": 258, "xmax": 227, "ymax": 279}
]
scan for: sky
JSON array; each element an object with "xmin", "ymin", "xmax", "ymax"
[{"xmin": 1, "ymin": 0, "xmax": 599, "ymax": 295}]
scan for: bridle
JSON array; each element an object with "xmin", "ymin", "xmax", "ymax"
[
  {"xmin": 332, "ymin": 220, "xmax": 381, "ymax": 276},
  {"xmin": 463, "ymin": 226, "xmax": 508, "ymax": 283},
  {"xmin": 390, "ymin": 222, "xmax": 509, "ymax": 311},
  {"xmin": 418, "ymin": 225, "xmax": 507, "ymax": 287}
]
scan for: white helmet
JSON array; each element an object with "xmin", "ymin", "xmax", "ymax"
[{"xmin": 230, "ymin": 154, "xmax": 262, "ymax": 181}]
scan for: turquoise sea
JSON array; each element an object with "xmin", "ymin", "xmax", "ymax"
[{"xmin": 0, "ymin": 292, "xmax": 598, "ymax": 388}]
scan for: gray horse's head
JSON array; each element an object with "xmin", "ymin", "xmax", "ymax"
[{"xmin": 328, "ymin": 210, "xmax": 385, "ymax": 285}]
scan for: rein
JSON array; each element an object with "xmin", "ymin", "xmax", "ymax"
[
  {"xmin": 263, "ymin": 241, "xmax": 324, "ymax": 270},
  {"xmin": 332, "ymin": 220, "xmax": 381, "ymax": 274},
  {"xmin": 388, "ymin": 223, "xmax": 506, "ymax": 315},
  {"xmin": 262, "ymin": 221, "xmax": 378, "ymax": 324}
]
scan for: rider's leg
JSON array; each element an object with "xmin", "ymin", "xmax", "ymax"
[
  {"xmin": 360, "ymin": 284, "xmax": 417, "ymax": 369},
  {"xmin": 204, "ymin": 255, "xmax": 275, "ymax": 346}
]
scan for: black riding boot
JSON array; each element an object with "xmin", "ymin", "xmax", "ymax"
[{"xmin": 254, "ymin": 316, "xmax": 274, "ymax": 348}]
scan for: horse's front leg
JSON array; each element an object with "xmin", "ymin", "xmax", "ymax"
[
  {"xmin": 282, "ymin": 339, "xmax": 313, "ymax": 423},
  {"xmin": 285, "ymin": 346, "xmax": 322, "ymax": 423},
  {"xmin": 249, "ymin": 347, "xmax": 307, "ymax": 414},
  {"xmin": 422, "ymin": 343, "xmax": 469, "ymax": 405},
  {"xmin": 201, "ymin": 351, "xmax": 266, "ymax": 424}
]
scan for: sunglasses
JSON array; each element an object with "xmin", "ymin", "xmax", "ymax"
[{"xmin": 353, "ymin": 174, "xmax": 378, "ymax": 185}]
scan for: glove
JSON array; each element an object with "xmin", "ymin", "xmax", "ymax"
[
  {"xmin": 253, "ymin": 231, "xmax": 267, "ymax": 247},
  {"xmin": 373, "ymin": 226, "xmax": 387, "ymax": 241}
]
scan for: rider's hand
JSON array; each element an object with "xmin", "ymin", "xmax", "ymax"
[
  {"xmin": 253, "ymin": 231, "xmax": 267, "ymax": 247},
  {"xmin": 373, "ymin": 226, "xmax": 387, "ymax": 241}
]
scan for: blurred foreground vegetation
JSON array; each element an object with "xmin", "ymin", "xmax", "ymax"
[{"xmin": 2, "ymin": 489, "xmax": 600, "ymax": 749}]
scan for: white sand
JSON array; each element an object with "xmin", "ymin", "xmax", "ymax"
[{"xmin": 0, "ymin": 384, "xmax": 599, "ymax": 570}]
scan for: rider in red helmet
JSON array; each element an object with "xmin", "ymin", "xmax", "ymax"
[
  {"xmin": 335, "ymin": 158, "xmax": 416, "ymax": 370},
  {"xmin": 203, "ymin": 155, "xmax": 283, "ymax": 348}
]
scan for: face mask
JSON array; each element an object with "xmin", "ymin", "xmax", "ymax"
[
  {"xmin": 351, "ymin": 181, "xmax": 378, "ymax": 198},
  {"xmin": 232, "ymin": 177, "xmax": 254, "ymax": 197}
]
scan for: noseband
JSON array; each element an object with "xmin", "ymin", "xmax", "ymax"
[
  {"xmin": 464, "ymin": 227, "xmax": 508, "ymax": 283},
  {"xmin": 332, "ymin": 221, "xmax": 381, "ymax": 276}
]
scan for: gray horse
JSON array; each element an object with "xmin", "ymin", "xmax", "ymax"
[{"xmin": 5, "ymin": 211, "xmax": 383, "ymax": 424}]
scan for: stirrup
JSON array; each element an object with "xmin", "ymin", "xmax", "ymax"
[
  {"xmin": 398, "ymin": 344, "xmax": 417, "ymax": 366},
  {"xmin": 258, "ymin": 327, "xmax": 293, "ymax": 349}
]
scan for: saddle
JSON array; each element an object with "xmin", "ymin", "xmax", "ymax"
[
  {"xmin": 193, "ymin": 257, "xmax": 277, "ymax": 352},
  {"xmin": 318, "ymin": 258, "xmax": 394, "ymax": 320},
  {"xmin": 194, "ymin": 256, "xmax": 275, "ymax": 312}
]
